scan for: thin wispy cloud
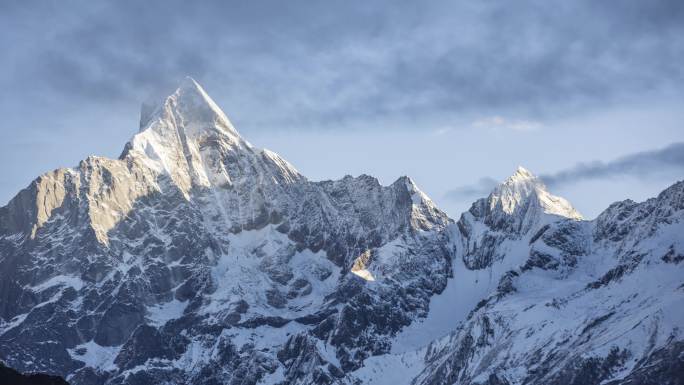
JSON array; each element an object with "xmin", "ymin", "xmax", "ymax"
[
  {"xmin": 445, "ymin": 177, "xmax": 499, "ymax": 201},
  {"xmin": 432, "ymin": 126, "xmax": 454, "ymax": 136},
  {"xmin": 471, "ymin": 116, "xmax": 542, "ymax": 132},
  {"xmin": 445, "ymin": 142, "xmax": 684, "ymax": 202},
  {"xmin": 542, "ymin": 142, "xmax": 684, "ymax": 188}
]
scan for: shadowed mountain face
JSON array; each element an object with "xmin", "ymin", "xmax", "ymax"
[
  {"xmin": 0, "ymin": 79, "xmax": 682, "ymax": 385},
  {"xmin": 0, "ymin": 362, "xmax": 69, "ymax": 385}
]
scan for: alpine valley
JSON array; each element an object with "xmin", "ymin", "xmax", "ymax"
[{"xmin": 1, "ymin": 78, "xmax": 682, "ymax": 385}]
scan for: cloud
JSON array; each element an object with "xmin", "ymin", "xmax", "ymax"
[
  {"xmin": 1, "ymin": 0, "xmax": 683, "ymax": 132},
  {"xmin": 432, "ymin": 126, "xmax": 454, "ymax": 136},
  {"xmin": 540, "ymin": 142, "xmax": 684, "ymax": 188},
  {"xmin": 445, "ymin": 142, "xmax": 684, "ymax": 202},
  {"xmin": 444, "ymin": 177, "xmax": 499, "ymax": 201},
  {"xmin": 472, "ymin": 116, "xmax": 542, "ymax": 132}
]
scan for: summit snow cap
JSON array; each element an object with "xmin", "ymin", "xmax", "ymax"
[
  {"xmin": 120, "ymin": 77, "xmax": 260, "ymax": 195},
  {"xmin": 139, "ymin": 76, "xmax": 241, "ymax": 140},
  {"xmin": 509, "ymin": 166, "xmax": 536, "ymax": 180},
  {"xmin": 490, "ymin": 166, "xmax": 582, "ymax": 220}
]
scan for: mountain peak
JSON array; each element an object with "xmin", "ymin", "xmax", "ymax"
[
  {"xmin": 501, "ymin": 166, "xmax": 542, "ymax": 188},
  {"xmin": 138, "ymin": 77, "xmax": 240, "ymax": 140},
  {"xmin": 121, "ymin": 77, "xmax": 255, "ymax": 195},
  {"xmin": 511, "ymin": 165, "xmax": 535, "ymax": 179},
  {"xmin": 178, "ymin": 75, "xmax": 204, "ymax": 93},
  {"xmin": 173, "ymin": 77, "xmax": 225, "ymax": 119},
  {"xmin": 490, "ymin": 167, "xmax": 582, "ymax": 221},
  {"xmin": 493, "ymin": 166, "xmax": 544, "ymax": 209}
]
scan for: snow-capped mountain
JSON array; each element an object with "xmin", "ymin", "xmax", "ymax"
[
  {"xmin": 0, "ymin": 78, "xmax": 682, "ymax": 385},
  {"xmin": 408, "ymin": 180, "xmax": 684, "ymax": 385}
]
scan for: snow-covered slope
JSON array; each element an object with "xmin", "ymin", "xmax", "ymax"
[
  {"xmin": 0, "ymin": 78, "xmax": 682, "ymax": 385},
  {"xmin": 349, "ymin": 177, "xmax": 684, "ymax": 385},
  {"xmin": 408, "ymin": 180, "xmax": 684, "ymax": 385}
]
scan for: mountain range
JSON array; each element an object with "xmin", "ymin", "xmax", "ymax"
[{"xmin": 1, "ymin": 78, "xmax": 682, "ymax": 385}]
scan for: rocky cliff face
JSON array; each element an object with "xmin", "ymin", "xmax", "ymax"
[{"xmin": 0, "ymin": 78, "xmax": 682, "ymax": 385}]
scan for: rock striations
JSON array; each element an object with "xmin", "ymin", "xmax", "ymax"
[{"xmin": 0, "ymin": 78, "xmax": 682, "ymax": 385}]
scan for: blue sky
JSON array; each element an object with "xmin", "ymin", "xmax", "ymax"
[{"xmin": 1, "ymin": 0, "xmax": 683, "ymax": 218}]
